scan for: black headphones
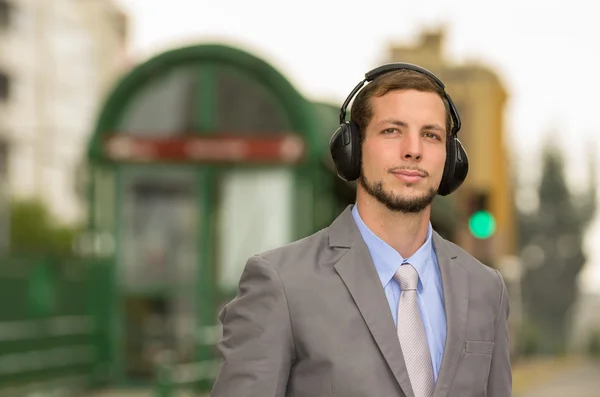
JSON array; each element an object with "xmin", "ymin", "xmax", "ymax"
[{"xmin": 329, "ymin": 62, "xmax": 469, "ymax": 196}]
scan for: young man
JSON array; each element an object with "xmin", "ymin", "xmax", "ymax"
[{"xmin": 210, "ymin": 64, "xmax": 511, "ymax": 397}]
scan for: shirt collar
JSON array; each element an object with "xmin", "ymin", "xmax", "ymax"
[{"xmin": 351, "ymin": 204, "xmax": 433, "ymax": 289}]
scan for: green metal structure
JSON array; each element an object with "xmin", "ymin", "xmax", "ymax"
[{"xmin": 83, "ymin": 43, "xmax": 352, "ymax": 393}]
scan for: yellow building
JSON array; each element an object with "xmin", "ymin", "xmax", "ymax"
[{"xmin": 387, "ymin": 29, "xmax": 517, "ymax": 265}]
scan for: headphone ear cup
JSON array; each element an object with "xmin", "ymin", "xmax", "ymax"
[
  {"xmin": 348, "ymin": 120, "xmax": 362, "ymax": 180},
  {"xmin": 438, "ymin": 137, "xmax": 469, "ymax": 196},
  {"xmin": 329, "ymin": 121, "xmax": 361, "ymax": 182},
  {"xmin": 453, "ymin": 138, "xmax": 469, "ymax": 188}
]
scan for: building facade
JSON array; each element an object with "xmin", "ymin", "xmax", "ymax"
[{"xmin": 0, "ymin": 0, "xmax": 128, "ymax": 230}]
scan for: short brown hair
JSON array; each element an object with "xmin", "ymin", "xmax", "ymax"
[{"xmin": 350, "ymin": 69, "xmax": 452, "ymax": 140}]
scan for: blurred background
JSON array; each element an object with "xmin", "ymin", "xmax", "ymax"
[{"xmin": 0, "ymin": 0, "xmax": 599, "ymax": 396}]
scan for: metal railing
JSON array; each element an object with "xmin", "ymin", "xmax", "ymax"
[
  {"xmin": 153, "ymin": 325, "xmax": 223, "ymax": 397},
  {"xmin": 0, "ymin": 258, "xmax": 98, "ymax": 397}
]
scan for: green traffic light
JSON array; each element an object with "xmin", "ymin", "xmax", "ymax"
[{"xmin": 469, "ymin": 210, "xmax": 496, "ymax": 239}]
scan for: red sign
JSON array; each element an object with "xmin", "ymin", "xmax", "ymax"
[{"xmin": 102, "ymin": 134, "xmax": 306, "ymax": 164}]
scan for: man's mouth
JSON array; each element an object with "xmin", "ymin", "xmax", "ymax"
[{"xmin": 391, "ymin": 168, "xmax": 427, "ymax": 183}]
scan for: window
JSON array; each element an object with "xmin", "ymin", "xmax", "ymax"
[
  {"xmin": 0, "ymin": 138, "xmax": 8, "ymax": 177},
  {"xmin": 0, "ymin": 70, "xmax": 10, "ymax": 101},
  {"xmin": 0, "ymin": 0, "xmax": 12, "ymax": 30}
]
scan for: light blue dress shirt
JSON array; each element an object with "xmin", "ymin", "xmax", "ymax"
[{"xmin": 351, "ymin": 204, "xmax": 446, "ymax": 381}]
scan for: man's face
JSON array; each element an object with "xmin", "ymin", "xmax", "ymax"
[{"xmin": 359, "ymin": 89, "xmax": 448, "ymax": 213}]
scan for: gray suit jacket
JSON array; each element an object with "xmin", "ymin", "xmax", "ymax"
[{"xmin": 210, "ymin": 205, "xmax": 511, "ymax": 397}]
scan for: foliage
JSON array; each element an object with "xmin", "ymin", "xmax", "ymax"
[
  {"xmin": 517, "ymin": 141, "xmax": 597, "ymax": 354},
  {"xmin": 8, "ymin": 198, "xmax": 81, "ymax": 258},
  {"xmin": 588, "ymin": 330, "xmax": 600, "ymax": 358}
]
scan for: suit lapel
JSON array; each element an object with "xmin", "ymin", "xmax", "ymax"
[
  {"xmin": 330, "ymin": 206, "xmax": 414, "ymax": 396},
  {"xmin": 432, "ymin": 232, "xmax": 469, "ymax": 397},
  {"xmin": 328, "ymin": 207, "xmax": 470, "ymax": 397},
  {"xmin": 334, "ymin": 243, "xmax": 415, "ymax": 397}
]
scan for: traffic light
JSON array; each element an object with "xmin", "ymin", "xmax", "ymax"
[{"xmin": 468, "ymin": 191, "xmax": 496, "ymax": 239}]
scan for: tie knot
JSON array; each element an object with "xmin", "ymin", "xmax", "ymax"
[{"xmin": 394, "ymin": 263, "xmax": 419, "ymax": 291}]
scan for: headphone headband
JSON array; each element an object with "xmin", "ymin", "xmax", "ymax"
[
  {"xmin": 338, "ymin": 62, "xmax": 462, "ymax": 135},
  {"xmin": 329, "ymin": 62, "xmax": 469, "ymax": 195}
]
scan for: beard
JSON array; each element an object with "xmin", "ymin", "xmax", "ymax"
[{"xmin": 359, "ymin": 169, "xmax": 437, "ymax": 214}]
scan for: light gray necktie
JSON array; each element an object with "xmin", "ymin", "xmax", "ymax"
[{"xmin": 394, "ymin": 263, "xmax": 435, "ymax": 397}]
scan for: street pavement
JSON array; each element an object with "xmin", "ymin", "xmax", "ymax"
[
  {"xmin": 84, "ymin": 358, "xmax": 600, "ymax": 397},
  {"xmin": 514, "ymin": 359, "xmax": 600, "ymax": 397}
]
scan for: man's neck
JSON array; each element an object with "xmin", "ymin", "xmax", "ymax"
[{"xmin": 355, "ymin": 193, "xmax": 431, "ymax": 259}]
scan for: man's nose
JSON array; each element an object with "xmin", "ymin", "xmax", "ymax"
[{"xmin": 401, "ymin": 132, "xmax": 422, "ymax": 161}]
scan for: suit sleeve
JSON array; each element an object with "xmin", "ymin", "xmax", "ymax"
[
  {"xmin": 210, "ymin": 255, "xmax": 295, "ymax": 397},
  {"xmin": 486, "ymin": 269, "xmax": 512, "ymax": 397}
]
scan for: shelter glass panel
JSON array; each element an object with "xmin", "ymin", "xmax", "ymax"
[
  {"xmin": 216, "ymin": 168, "xmax": 294, "ymax": 291},
  {"xmin": 116, "ymin": 65, "xmax": 199, "ymax": 137},
  {"xmin": 119, "ymin": 170, "xmax": 198, "ymax": 289},
  {"xmin": 215, "ymin": 69, "xmax": 290, "ymax": 134}
]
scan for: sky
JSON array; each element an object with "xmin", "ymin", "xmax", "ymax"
[{"xmin": 115, "ymin": 0, "xmax": 600, "ymax": 292}]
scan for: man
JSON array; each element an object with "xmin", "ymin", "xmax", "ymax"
[{"xmin": 210, "ymin": 63, "xmax": 511, "ymax": 397}]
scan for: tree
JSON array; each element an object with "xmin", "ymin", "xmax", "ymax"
[
  {"xmin": 9, "ymin": 198, "xmax": 81, "ymax": 258},
  {"xmin": 518, "ymin": 141, "xmax": 597, "ymax": 354}
]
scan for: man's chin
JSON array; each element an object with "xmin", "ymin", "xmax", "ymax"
[
  {"xmin": 391, "ymin": 186, "xmax": 436, "ymax": 199},
  {"xmin": 377, "ymin": 188, "xmax": 438, "ymax": 214}
]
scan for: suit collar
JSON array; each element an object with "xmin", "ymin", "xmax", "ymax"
[
  {"xmin": 328, "ymin": 205, "xmax": 358, "ymax": 248},
  {"xmin": 330, "ymin": 205, "xmax": 469, "ymax": 397}
]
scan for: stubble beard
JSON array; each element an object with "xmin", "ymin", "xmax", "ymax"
[{"xmin": 359, "ymin": 169, "xmax": 438, "ymax": 214}]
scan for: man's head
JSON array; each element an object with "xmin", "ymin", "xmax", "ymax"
[{"xmin": 351, "ymin": 69, "xmax": 452, "ymax": 213}]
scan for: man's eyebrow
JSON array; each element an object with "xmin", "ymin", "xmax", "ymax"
[
  {"xmin": 377, "ymin": 119, "xmax": 445, "ymax": 133},
  {"xmin": 422, "ymin": 124, "xmax": 445, "ymax": 132},
  {"xmin": 376, "ymin": 119, "xmax": 408, "ymax": 128}
]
